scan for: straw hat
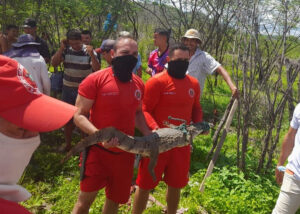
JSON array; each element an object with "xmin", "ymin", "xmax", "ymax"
[{"xmin": 182, "ymin": 29, "xmax": 202, "ymax": 43}]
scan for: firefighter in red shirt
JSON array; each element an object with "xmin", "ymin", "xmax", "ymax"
[
  {"xmin": 133, "ymin": 44, "xmax": 204, "ymax": 214},
  {"xmin": 72, "ymin": 37, "xmax": 151, "ymax": 214}
]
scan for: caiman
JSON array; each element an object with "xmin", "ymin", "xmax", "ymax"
[{"xmin": 62, "ymin": 121, "xmax": 210, "ymax": 181}]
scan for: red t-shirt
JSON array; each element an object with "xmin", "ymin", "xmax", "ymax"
[
  {"xmin": 143, "ymin": 71, "xmax": 202, "ymax": 130},
  {"xmin": 0, "ymin": 198, "xmax": 31, "ymax": 214},
  {"xmin": 78, "ymin": 67, "xmax": 144, "ymax": 136}
]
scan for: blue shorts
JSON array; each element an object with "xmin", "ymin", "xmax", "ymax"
[{"xmin": 62, "ymin": 85, "xmax": 78, "ymax": 105}]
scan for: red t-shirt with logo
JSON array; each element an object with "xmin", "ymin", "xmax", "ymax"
[
  {"xmin": 143, "ymin": 71, "xmax": 202, "ymax": 130},
  {"xmin": 78, "ymin": 67, "xmax": 144, "ymax": 137}
]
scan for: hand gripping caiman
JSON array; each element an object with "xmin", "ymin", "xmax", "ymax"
[{"xmin": 62, "ymin": 121, "xmax": 210, "ymax": 181}]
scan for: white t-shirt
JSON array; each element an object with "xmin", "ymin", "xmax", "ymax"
[
  {"xmin": 186, "ymin": 48, "xmax": 221, "ymax": 96},
  {"xmin": 14, "ymin": 56, "xmax": 51, "ymax": 95},
  {"xmin": 287, "ymin": 103, "xmax": 300, "ymax": 180}
]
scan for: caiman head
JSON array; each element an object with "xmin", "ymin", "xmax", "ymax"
[{"xmin": 186, "ymin": 122, "xmax": 211, "ymax": 138}]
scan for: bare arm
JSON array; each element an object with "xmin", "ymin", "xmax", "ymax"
[
  {"xmin": 74, "ymin": 95, "xmax": 118, "ymax": 148},
  {"xmin": 74, "ymin": 95, "xmax": 97, "ymax": 135},
  {"xmin": 215, "ymin": 66, "xmax": 239, "ymax": 98},
  {"xmin": 275, "ymin": 127, "xmax": 297, "ymax": 184},
  {"xmin": 40, "ymin": 58, "xmax": 51, "ymax": 95},
  {"xmin": 145, "ymin": 67, "xmax": 153, "ymax": 75},
  {"xmin": 51, "ymin": 40, "xmax": 65, "ymax": 67},
  {"xmin": 86, "ymin": 45, "xmax": 100, "ymax": 71},
  {"xmin": 0, "ymin": 34, "xmax": 8, "ymax": 53},
  {"xmin": 137, "ymin": 67, "xmax": 142, "ymax": 78},
  {"xmin": 135, "ymin": 103, "xmax": 152, "ymax": 135}
]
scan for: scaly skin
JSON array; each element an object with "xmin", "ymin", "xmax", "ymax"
[{"xmin": 62, "ymin": 122, "xmax": 210, "ymax": 181}]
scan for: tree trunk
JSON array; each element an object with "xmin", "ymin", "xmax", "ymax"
[{"xmin": 265, "ymin": 105, "xmax": 285, "ymax": 171}]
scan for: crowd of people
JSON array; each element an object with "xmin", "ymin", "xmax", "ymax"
[{"xmin": 1, "ymin": 17, "xmax": 298, "ymax": 214}]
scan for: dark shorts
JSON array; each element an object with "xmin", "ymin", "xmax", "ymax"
[{"xmin": 62, "ymin": 85, "xmax": 78, "ymax": 105}]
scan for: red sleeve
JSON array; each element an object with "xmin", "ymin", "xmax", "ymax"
[
  {"xmin": 142, "ymin": 77, "xmax": 161, "ymax": 130},
  {"xmin": 192, "ymin": 80, "xmax": 203, "ymax": 123},
  {"xmin": 78, "ymin": 72, "xmax": 98, "ymax": 100}
]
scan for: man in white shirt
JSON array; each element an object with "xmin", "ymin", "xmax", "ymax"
[
  {"xmin": 4, "ymin": 34, "xmax": 51, "ymax": 95},
  {"xmin": 182, "ymin": 29, "xmax": 238, "ymax": 97},
  {"xmin": 273, "ymin": 104, "xmax": 300, "ymax": 213}
]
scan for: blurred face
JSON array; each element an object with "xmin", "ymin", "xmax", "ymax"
[
  {"xmin": 182, "ymin": 38, "xmax": 199, "ymax": 54},
  {"xmin": 169, "ymin": 49, "xmax": 190, "ymax": 62},
  {"xmin": 23, "ymin": 27, "xmax": 36, "ymax": 36},
  {"xmin": 7, "ymin": 28, "xmax": 18, "ymax": 39},
  {"xmin": 153, "ymin": 33, "xmax": 167, "ymax": 47},
  {"xmin": 81, "ymin": 34, "xmax": 91, "ymax": 45},
  {"xmin": 102, "ymin": 50, "xmax": 112, "ymax": 65},
  {"xmin": 112, "ymin": 38, "xmax": 138, "ymax": 58},
  {"xmin": 68, "ymin": 39, "xmax": 83, "ymax": 51}
]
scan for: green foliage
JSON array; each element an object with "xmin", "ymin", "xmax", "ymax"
[{"xmin": 182, "ymin": 167, "xmax": 279, "ymax": 214}]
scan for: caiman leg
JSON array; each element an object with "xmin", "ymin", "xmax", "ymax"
[
  {"xmin": 148, "ymin": 138, "xmax": 159, "ymax": 182},
  {"xmin": 189, "ymin": 133, "xmax": 194, "ymax": 152}
]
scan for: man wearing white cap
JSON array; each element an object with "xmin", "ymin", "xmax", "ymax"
[
  {"xmin": 0, "ymin": 56, "xmax": 76, "ymax": 213},
  {"xmin": 182, "ymin": 29, "xmax": 238, "ymax": 97}
]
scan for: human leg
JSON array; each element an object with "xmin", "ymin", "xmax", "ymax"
[
  {"xmin": 102, "ymin": 198, "xmax": 119, "ymax": 214},
  {"xmin": 63, "ymin": 121, "xmax": 74, "ymax": 150},
  {"xmin": 75, "ymin": 147, "xmax": 108, "ymax": 214},
  {"xmin": 132, "ymin": 187, "xmax": 151, "ymax": 214},
  {"xmin": 133, "ymin": 153, "xmax": 169, "ymax": 214},
  {"xmin": 163, "ymin": 146, "xmax": 190, "ymax": 213},
  {"xmin": 272, "ymin": 172, "xmax": 300, "ymax": 214},
  {"xmin": 61, "ymin": 85, "xmax": 78, "ymax": 151},
  {"xmin": 72, "ymin": 190, "xmax": 98, "ymax": 214},
  {"xmin": 166, "ymin": 185, "xmax": 181, "ymax": 214}
]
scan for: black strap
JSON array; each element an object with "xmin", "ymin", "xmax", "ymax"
[
  {"xmin": 80, "ymin": 147, "xmax": 90, "ymax": 181},
  {"xmin": 79, "ymin": 144, "xmax": 121, "ymax": 181}
]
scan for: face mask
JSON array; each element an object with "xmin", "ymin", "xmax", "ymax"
[
  {"xmin": 167, "ymin": 59, "xmax": 189, "ymax": 79},
  {"xmin": 0, "ymin": 132, "xmax": 40, "ymax": 202},
  {"xmin": 112, "ymin": 55, "xmax": 138, "ymax": 82}
]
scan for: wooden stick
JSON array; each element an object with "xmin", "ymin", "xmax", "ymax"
[
  {"xmin": 206, "ymin": 97, "xmax": 235, "ymax": 160},
  {"xmin": 199, "ymin": 98, "xmax": 238, "ymax": 192},
  {"xmin": 148, "ymin": 194, "xmax": 166, "ymax": 209}
]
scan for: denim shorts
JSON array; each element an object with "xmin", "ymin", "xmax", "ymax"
[{"xmin": 62, "ymin": 85, "xmax": 78, "ymax": 105}]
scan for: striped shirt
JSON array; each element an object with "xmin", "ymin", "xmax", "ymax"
[{"xmin": 62, "ymin": 45, "xmax": 97, "ymax": 88}]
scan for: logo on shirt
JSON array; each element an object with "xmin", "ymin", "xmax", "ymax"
[
  {"xmin": 135, "ymin": 89, "xmax": 142, "ymax": 101},
  {"xmin": 188, "ymin": 88, "xmax": 195, "ymax": 98},
  {"xmin": 163, "ymin": 92, "xmax": 176, "ymax": 95},
  {"xmin": 102, "ymin": 92, "xmax": 119, "ymax": 96},
  {"xmin": 17, "ymin": 63, "xmax": 41, "ymax": 95}
]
